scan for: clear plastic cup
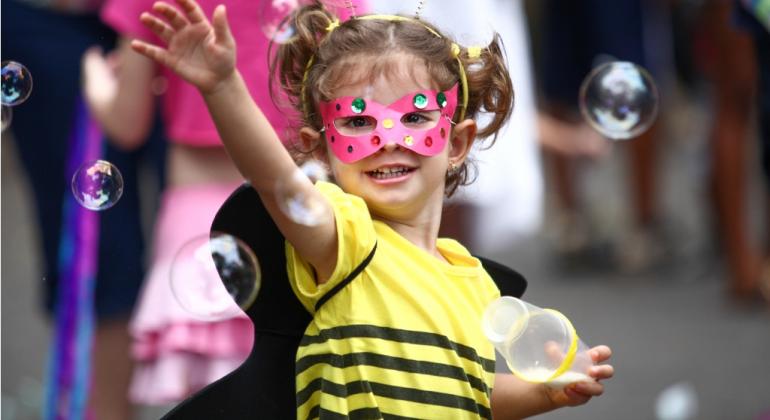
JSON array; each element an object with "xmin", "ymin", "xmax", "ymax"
[{"xmin": 482, "ymin": 296, "xmax": 595, "ymax": 388}]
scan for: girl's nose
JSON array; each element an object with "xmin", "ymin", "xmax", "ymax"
[{"xmin": 381, "ymin": 140, "xmax": 400, "ymax": 152}]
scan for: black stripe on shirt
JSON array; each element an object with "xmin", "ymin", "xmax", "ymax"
[
  {"xmin": 300, "ymin": 379, "xmax": 491, "ymax": 419},
  {"xmin": 295, "ymin": 352, "xmax": 489, "ymax": 396},
  {"xmin": 300, "ymin": 324, "xmax": 496, "ymax": 373}
]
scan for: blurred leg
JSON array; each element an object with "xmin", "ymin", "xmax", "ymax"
[
  {"xmin": 704, "ymin": 0, "xmax": 760, "ymax": 296},
  {"xmin": 91, "ymin": 319, "xmax": 135, "ymax": 420},
  {"xmin": 628, "ymin": 122, "xmax": 659, "ymax": 228}
]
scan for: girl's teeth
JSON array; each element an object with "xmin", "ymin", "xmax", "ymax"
[{"xmin": 370, "ymin": 167, "xmax": 409, "ymax": 179}]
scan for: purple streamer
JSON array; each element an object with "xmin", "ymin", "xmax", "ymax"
[{"xmin": 44, "ymin": 97, "xmax": 102, "ymax": 420}]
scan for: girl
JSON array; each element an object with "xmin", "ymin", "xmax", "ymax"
[{"xmin": 132, "ymin": 0, "xmax": 614, "ymax": 417}]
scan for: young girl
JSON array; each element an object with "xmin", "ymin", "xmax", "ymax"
[{"xmin": 132, "ymin": 0, "xmax": 614, "ymax": 417}]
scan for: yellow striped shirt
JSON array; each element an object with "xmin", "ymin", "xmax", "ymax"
[{"xmin": 286, "ymin": 182, "xmax": 500, "ymax": 419}]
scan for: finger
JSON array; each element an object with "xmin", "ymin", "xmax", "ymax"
[
  {"xmin": 589, "ymin": 364, "xmax": 614, "ymax": 380},
  {"xmin": 563, "ymin": 385, "xmax": 591, "ymax": 405},
  {"xmin": 140, "ymin": 12, "xmax": 175, "ymax": 43},
  {"xmin": 131, "ymin": 39, "xmax": 173, "ymax": 67},
  {"xmin": 176, "ymin": 0, "xmax": 207, "ymax": 24},
  {"xmin": 153, "ymin": 1, "xmax": 189, "ymax": 31},
  {"xmin": 544, "ymin": 340, "xmax": 566, "ymax": 364},
  {"xmin": 211, "ymin": 5, "xmax": 234, "ymax": 45},
  {"xmin": 572, "ymin": 380, "xmax": 604, "ymax": 397},
  {"xmin": 590, "ymin": 345, "xmax": 612, "ymax": 363}
]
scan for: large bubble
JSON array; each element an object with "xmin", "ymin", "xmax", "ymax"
[
  {"xmin": 169, "ymin": 232, "xmax": 261, "ymax": 320},
  {"xmin": 579, "ymin": 61, "xmax": 659, "ymax": 140}
]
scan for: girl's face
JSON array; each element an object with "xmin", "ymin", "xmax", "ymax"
[{"xmin": 316, "ymin": 55, "xmax": 472, "ymax": 221}]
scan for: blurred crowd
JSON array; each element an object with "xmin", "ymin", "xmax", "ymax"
[{"xmin": 1, "ymin": 0, "xmax": 768, "ymax": 418}]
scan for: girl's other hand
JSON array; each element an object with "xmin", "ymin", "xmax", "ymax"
[
  {"xmin": 131, "ymin": 0, "xmax": 236, "ymax": 94},
  {"xmin": 82, "ymin": 46, "xmax": 119, "ymax": 115},
  {"xmin": 545, "ymin": 345, "xmax": 614, "ymax": 408}
]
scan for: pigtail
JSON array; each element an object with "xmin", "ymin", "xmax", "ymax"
[
  {"xmin": 269, "ymin": 3, "xmax": 337, "ymax": 130},
  {"xmin": 462, "ymin": 34, "xmax": 514, "ymax": 145}
]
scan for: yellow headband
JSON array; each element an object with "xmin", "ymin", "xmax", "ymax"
[{"xmin": 301, "ymin": 14, "xmax": 470, "ymax": 122}]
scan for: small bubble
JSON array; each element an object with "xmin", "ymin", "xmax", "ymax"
[
  {"xmin": 170, "ymin": 232, "xmax": 261, "ymax": 320},
  {"xmin": 150, "ymin": 75, "xmax": 168, "ymax": 96},
  {"xmin": 1, "ymin": 61, "xmax": 33, "ymax": 107},
  {"xmin": 655, "ymin": 381, "xmax": 698, "ymax": 420},
  {"xmin": 71, "ymin": 160, "xmax": 124, "ymax": 211},
  {"xmin": 579, "ymin": 61, "xmax": 659, "ymax": 140},
  {"xmin": 259, "ymin": 0, "xmax": 305, "ymax": 44},
  {"xmin": 275, "ymin": 164, "xmax": 328, "ymax": 226},
  {"xmin": 299, "ymin": 160, "xmax": 329, "ymax": 184}
]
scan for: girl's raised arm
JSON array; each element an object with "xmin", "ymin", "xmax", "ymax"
[{"xmin": 132, "ymin": 0, "xmax": 338, "ymax": 283}]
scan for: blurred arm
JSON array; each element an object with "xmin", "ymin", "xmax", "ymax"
[{"xmin": 82, "ymin": 37, "xmax": 156, "ymax": 150}]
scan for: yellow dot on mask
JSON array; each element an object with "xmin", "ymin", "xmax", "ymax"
[
  {"xmin": 382, "ymin": 119, "xmax": 394, "ymax": 129},
  {"xmin": 404, "ymin": 135, "xmax": 414, "ymax": 146}
]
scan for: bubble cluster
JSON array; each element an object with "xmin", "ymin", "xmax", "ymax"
[
  {"xmin": 275, "ymin": 161, "xmax": 329, "ymax": 226},
  {"xmin": 170, "ymin": 232, "xmax": 261, "ymax": 320},
  {"xmin": 1, "ymin": 61, "xmax": 33, "ymax": 107},
  {"xmin": 71, "ymin": 160, "xmax": 124, "ymax": 211},
  {"xmin": 579, "ymin": 61, "xmax": 659, "ymax": 140}
]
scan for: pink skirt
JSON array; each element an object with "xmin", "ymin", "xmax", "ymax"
[{"xmin": 129, "ymin": 183, "xmax": 255, "ymax": 405}]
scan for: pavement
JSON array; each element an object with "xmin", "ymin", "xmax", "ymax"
[{"xmin": 2, "ymin": 91, "xmax": 770, "ymax": 420}]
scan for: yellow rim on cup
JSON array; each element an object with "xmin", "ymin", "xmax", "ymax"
[{"xmin": 507, "ymin": 308, "xmax": 579, "ymax": 383}]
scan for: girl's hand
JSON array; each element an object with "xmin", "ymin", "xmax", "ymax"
[
  {"xmin": 131, "ymin": 0, "xmax": 236, "ymax": 94},
  {"xmin": 82, "ymin": 46, "xmax": 119, "ymax": 116},
  {"xmin": 545, "ymin": 345, "xmax": 614, "ymax": 408}
]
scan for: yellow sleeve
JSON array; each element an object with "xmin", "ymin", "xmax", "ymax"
[{"xmin": 285, "ymin": 181, "xmax": 377, "ymax": 313}]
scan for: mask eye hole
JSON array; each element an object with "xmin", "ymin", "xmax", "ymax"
[
  {"xmin": 400, "ymin": 111, "xmax": 440, "ymax": 130},
  {"xmin": 334, "ymin": 116, "xmax": 377, "ymax": 135}
]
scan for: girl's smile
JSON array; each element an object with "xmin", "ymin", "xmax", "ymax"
[{"xmin": 365, "ymin": 163, "xmax": 418, "ymax": 183}]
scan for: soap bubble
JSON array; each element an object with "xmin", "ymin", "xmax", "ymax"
[
  {"xmin": 258, "ymin": 0, "xmax": 305, "ymax": 44},
  {"xmin": 1, "ymin": 106, "xmax": 11, "ymax": 131},
  {"xmin": 298, "ymin": 159, "xmax": 329, "ymax": 184},
  {"xmin": 170, "ymin": 232, "xmax": 261, "ymax": 320},
  {"xmin": 275, "ymin": 160, "xmax": 329, "ymax": 226},
  {"xmin": 71, "ymin": 160, "xmax": 124, "ymax": 211},
  {"xmin": 655, "ymin": 381, "xmax": 698, "ymax": 420},
  {"xmin": 1, "ymin": 61, "xmax": 33, "ymax": 107},
  {"xmin": 579, "ymin": 61, "xmax": 659, "ymax": 140}
]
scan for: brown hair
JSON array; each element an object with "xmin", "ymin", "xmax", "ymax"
[{"xmin": 270, "ymin": 3, "xmax": 514, "ymax": 196}]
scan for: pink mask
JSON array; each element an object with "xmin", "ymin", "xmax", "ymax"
[{"xmin": 319, "ymin": 84, "xmax": 459, "ymax": 163}]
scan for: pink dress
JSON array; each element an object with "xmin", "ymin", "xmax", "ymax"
[{"xmin": 101, "ymin": 0, "xmax": 365, "ymax": 405}]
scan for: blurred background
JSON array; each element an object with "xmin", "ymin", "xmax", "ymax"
[{"xmin": 2, "ymin": 0, "xmax": 770, "ymax": 419}]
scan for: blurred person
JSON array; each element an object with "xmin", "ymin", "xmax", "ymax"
[
  {"xmin": 737, "ymin": 1, "xmax": 770, "ymax": 302},
  {"xmin": 534, "ymin": 0, "xmax": 666, "ymax": 272},
  {"xmin": 369, "ymin": 0, "xmax": 545, "ymax": 255},
  {"xmin": 82, "ymin": 0, "xmax": 363, "ymax": 406},
  {"xmin": 1, "ymin": 1, "xmax": 165, "ymax": 419},
  {"xmin": 695, "ymin": 0, "xmax": 769, "ymax": 301}
]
